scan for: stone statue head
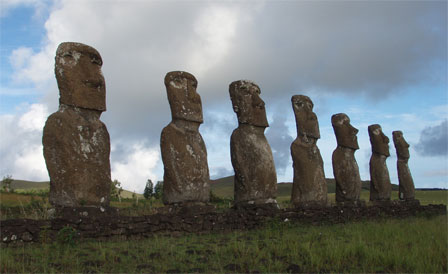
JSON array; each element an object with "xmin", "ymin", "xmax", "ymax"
[
  {"xmin": 368, "ymin": 124, "xmax": 390, "ymax": 156},
  {"xmin": 291, "ymin": 95, "xmax": 320, "ymax": 139},
  {"xmin": 229, "ymin": 80, "xmax": 268, "ymax": 127},
  {"xmin": 392, "ymin": 130, "xmax": 410, "ymax": 159},
  {"xmin": 55, "ymin": 42, "xmax": 106, "ymax": 111},
  {"xmin": 331, "ymin": 113, "xmax": 359, "ymax": 150},
  {"xmin": 165, "ymin": 71, "xmax": 203, "ymax": 124}
]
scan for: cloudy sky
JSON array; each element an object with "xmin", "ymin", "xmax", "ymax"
[{"xmin": 1, "ymin": 0, "xmax": 447, "ymax": 193}]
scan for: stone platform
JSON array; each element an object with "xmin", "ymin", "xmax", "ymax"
[{"xmin": 1, "ymin": 203, "xmax": 445, "ymax": 244}]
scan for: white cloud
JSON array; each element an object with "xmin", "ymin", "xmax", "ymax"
[
  {"xmin": 0, "ymin": 104, "xmax": 49, "ymax": 181},
  {"xmin": 9, "ymin": 1, "xmax": 445, "ymax": 141},
  {"xmin": 111, "ymin": 142, "xmax": 160, "ymax": 193},
  {"xmin": 3, "ymin": 0, "xmax": 447, "ymax": 191},
  {"xmin": 13, "ymin": 144, "xmax": 47, "ymax": 180},
  {"xmin": 10, "ymin": 45, "xmax": 55, "ymax": 87},
  {"xmin": 189, "ymin": 5, "xmax": 240, "ymax": 76},
  {"xmin": 18, "ymin": 103, "xmax": 47, "ymax": 131}
]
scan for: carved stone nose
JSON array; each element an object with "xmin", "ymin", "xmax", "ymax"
[{"xmin": 252, "ymin": 94, "xmax": 265, "ymax": 108}]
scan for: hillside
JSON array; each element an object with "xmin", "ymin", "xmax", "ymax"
[
  {"xmin": 0, "ymin": 179, "xmax": 143, "ymax": 199},
  {"xmin": 0, "ymin": 180, "xmax": 49, "ymax": 190},
  {"xmin": 2, "ymin": 177, "xmax": 399, "ymax": 199},
  {"xmin": 119, "ymin": 190, "xmax": 144, "ymax": 199},
  {"xmin": 211, "ymin": 175, "xmax": 398, "ymax": 198}
]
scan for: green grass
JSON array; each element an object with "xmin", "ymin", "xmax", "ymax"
[
  {"xmin": 0, "ymin": 193, "xmax": 163, "ymax": 220},
  {"xmin": 358, "ymin": 190, "xmax": 447, "ymax": 205},
  {"xmin": 1, "ymin": 182, "xmax": 446, "ymax": 272},
  {"xmin": 0, "ymin": 179, "xmax": 49, "ymax": 190},
  {"xmin": 1, "ymin": 215, "xmax": 446, "ymax": 273},
  {"xmin": 0, "ymin": 179, "xmax": 142, "ymax": 199},
  {"xmin": 0, "ymin": 192, "xmax": 47, "ymax": 207},
  {"xmin": 414, "ymin": 190, "xmax": 448, "ymax": 205},
  {"xmin": 276, "ymin": 190, "xmax": 448, "ymax": 207},
  {"xmin": 210, "ymin": 176, "xmax": 234, "ymax": 198}
]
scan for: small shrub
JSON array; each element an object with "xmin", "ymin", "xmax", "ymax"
[
  {"xmin": 1, "ymin": 175, "xmax": 13, "ymax": 192},
  {"xmin": 57, "ymin": 226, "xmax": 78, "ymax": 247},
  {"xmin": 110, "ymin": 179, "xmax": 123, "ymax": 201},
  {"xmin": 209, "ymin": 190, "xmax": 223, "ymax": 203},
  {"xmin": 209, "ymin": 190, "xmax": 233, "ymax": 209}
]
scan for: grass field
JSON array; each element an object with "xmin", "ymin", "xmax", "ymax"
[
  {"xmin": 0, "ymin": 192, "xmax": 46, "ymax": 207},
  {"xmin": 1, "ymin": 189, "xmax": 446, "ymax": 220},
  {"xmin": 0, "ymin": 179, "xmax": 144, "ymax": 199},
  {"xmin": 211, "ymin": 176, "xmax": 402, "ymax": 199},
  {"xmin": 1, "ymin": 215, "xmax": 446, "ymax": 273},
  {"xmin": 1, "ymin": 178, "xmax": 446, "ymax": 273}
]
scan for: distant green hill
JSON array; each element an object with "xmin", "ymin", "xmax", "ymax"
[
  {"xmin": 119, "ymin": 190, "xmax": 144, "ymax": 199},
  {"xmin": 211, "ymin": 175, "xmax": 398, "ymax": 198},
  {"xmin": 0, "ymin": 179, "xmax": 50, "ymax": 190},
  {"xmin": 210, "ymin": 176, "xmax": 234, "ymax": 198},
  {"xmin": 4, "ymin": 177, "xmax": 398, "ymax": 199}
]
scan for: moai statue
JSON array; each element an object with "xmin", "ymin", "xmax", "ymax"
[
  {"xmin": 290, "ymin": 95, "xmax": 327, "ymax": 208},
  {"xmin": 229, "ymin": 80, "xmax": 277, "ymax": 206},
  {"xmin": 368, "ymin": 124, "xmax": 392, "ymax": 202},
  {"xmin": 160, "ymin": 71, "xmax": 210, "ymax": 205},
  {"xmin": 331, "ymin": 113, "xmax": 363, "ymax": 205},
  {"xmin": 43, "ymin": 42, "xmax": 111, "ymax": 207},
  {"xmin": 393, "ymin": 131, "xmax": 416, "ymax": 201}
]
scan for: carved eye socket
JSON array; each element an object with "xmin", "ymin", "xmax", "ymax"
[
  {"xmin": 62, "ymin": 53, "xmax": 73, "ymax": 58},
  {"xmin": 191, "ymin": 81, "xmax": 198, "ymax": 88},
  {"xmin": 90, "ymin": 55, "xmax": 102, "ymax": 66},
  {"xmin": 92, "ymin": 58, "xmax": 102, "ymax": 66},
  {"xmin": 240, "ymin": 86, "xmax": 247, "ymax": 90}
]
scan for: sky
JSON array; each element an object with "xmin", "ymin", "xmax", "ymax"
[{"xmin": 0, "ymin": 0, "xmax": 447, "ymax": 193}]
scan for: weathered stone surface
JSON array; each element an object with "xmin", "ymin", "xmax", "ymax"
[
  {"xmin": 230, "ymin": 125, "xmax": 278, "ymax": 205},
  {"xmin": 161, "ymin": 71, "xmax": 210, "ymax": 205},
  {"xmin": 55, "ymin": 42, "xmax": 106, "ymax": 111},
  {"xmin": 331, "ymin": 113, "xmax": 362, "ymax": 203},
  {"xmin": 43, "ymin": 42, "xmax": 111, "ymax": 207},
  {"xmin": 229, "ymin": 80, "xmax": 277, "ymax": 206},
  {"xmin": 393, "ymin": 131, "xmax": 416, "ymax": 201},
  {"xmin": 291, "ymin": 95, "xmax": 327, "ymax": 208},
  {"xmin": 368, "ymin": 124, "xmax": 392, "ymax": 202}
]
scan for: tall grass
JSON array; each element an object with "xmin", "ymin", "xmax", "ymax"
[
  {"xmin": 1, "ymin": 215, "xmax": 446, "ymax": 273},
  {"xmin": 0, "ymin": 192, "xmax": 51, "ymax": 220}
]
